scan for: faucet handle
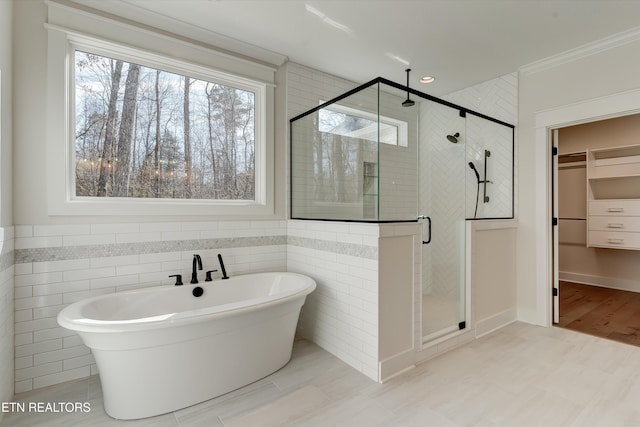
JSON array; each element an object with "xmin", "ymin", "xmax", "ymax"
[
  {"xmin": 205, "ymin": 270, "xmax": 218, "ymax": 282},
  {"xmin": 169, "ymin": 274, "xmax": 183, "ymax": 286}
]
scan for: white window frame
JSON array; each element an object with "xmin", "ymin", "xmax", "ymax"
[{"xmin": 46, "ymin": 25, "xmax": 274, "ymax": 217}]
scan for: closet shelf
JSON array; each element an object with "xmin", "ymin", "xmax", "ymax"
[{"xmin": 588, "ymin": 146, "xmax": 640, "ymax": 179}]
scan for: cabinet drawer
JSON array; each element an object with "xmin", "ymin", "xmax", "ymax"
[
  {"xmin": 588, "ymin": 230, "xmax": 640, "ymax": 250},
  {"xmin": 589, "ymin": 200, "xmax": 640, "ymax": 216},
  {"xmin": 588, "ymin": 216, "xmax": 640, "ymax": 232}
]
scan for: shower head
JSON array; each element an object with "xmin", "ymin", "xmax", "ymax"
[
  {"xmin": 468, "ymin": 161, "xmax": 480, "ymax": 182},
  {"xmin": 402, "ymin": 98, "xmax": 415, "ymax": 107},
  {"xmin": 402, "ymin": 68, "xmax": 415, "ymax": 107},
  {"xmin": 447, "ymin": 132, "xmax": 460, "ymax": 143}
]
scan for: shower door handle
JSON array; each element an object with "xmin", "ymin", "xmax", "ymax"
[{"xmin": 418, "ymin": 215, "xmax": 431, "ymax": 244}]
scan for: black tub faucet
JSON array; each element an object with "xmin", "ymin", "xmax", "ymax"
[
  {"xmin": 191, "ymin": 254, "xmax": 202, "ymax": 284},
  {"xmin": 168, "ymin": 274, "xmax": 183, "ymax": 286}
]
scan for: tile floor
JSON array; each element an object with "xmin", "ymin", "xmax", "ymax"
[{"xmin": 5, "ymin": 322, "xmax": 640, "ymax": 426}]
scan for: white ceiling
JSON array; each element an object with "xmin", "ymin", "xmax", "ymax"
[{"xmin": 76, "ymin": 0, "xmax": 640, "ymax": 95}]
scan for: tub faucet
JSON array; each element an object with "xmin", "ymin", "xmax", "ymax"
[{"xmin": 191, "ymin": 254, "xmax": 202, "ymax": 284}]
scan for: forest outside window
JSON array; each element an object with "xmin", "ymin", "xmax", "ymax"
[{"xmin": 73, "ymin": 49, "xmax": 264, "ymax": 204}]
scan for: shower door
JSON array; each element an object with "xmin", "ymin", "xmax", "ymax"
[{"xmin": 419, "ymin": 101, "xmax": 468, "ymax": 343}]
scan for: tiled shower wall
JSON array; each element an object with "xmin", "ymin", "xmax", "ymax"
[
  {"xmin": 13, "ymin": 221, "xmax": 286, "ymax": 393},
  {"xmin": 0, "ymin": 227, "xmax": 15, "ymax": 412},
  {"xmin": 444, "ymin": 72, "xmax": 518, "ymax": 219},
  {"xmin": 420, "ymin": 73, "xmax": 518, "ymax": 297}
]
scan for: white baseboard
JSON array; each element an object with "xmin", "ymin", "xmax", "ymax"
[
  {"xmin": 476, "ymin": 308, "xmax": 517, "ymax": 338},
  {"xmin": 378, "ymin": 348, "xmax": 415, "ymax": 383},
  {"xmin": 560, "ymin": 272, "xmax": 640, "ymax": 293}
]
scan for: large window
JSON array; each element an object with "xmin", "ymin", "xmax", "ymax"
[
  {"xmin": 74, "ymin": 50, "xmax": 257, "ymax": 201},
  {"xmin": 46, "ymin": 17, "xmax": 274, "ymax": 217}
]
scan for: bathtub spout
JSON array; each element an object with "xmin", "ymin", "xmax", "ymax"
[{"xmin": 191, "ymin": 254, "xmax": 202, "ymax": 284}]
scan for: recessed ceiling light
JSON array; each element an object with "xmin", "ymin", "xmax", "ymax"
[{"xmin": 420, "ymin": 76, "xmax": 435, "ymax": 84}]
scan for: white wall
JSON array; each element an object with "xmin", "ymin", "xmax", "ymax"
[
  {"xmin": 518, "ymin": 35, "xmax": 640, "ymax": 325},
  {"xmin": 0, "ymin": 0, "xmax": 12, "ymax": 227},
  {"xmin": 0, "ymin": 0, "xmax": 14, "ymax": 417},
  {"xmin": 13, "ymin": 0, "xmax": 47, "ymax": 226}
]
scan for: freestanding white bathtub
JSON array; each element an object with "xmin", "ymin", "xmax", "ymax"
[{"xmin": 57, "ymin": 272, "xmax": 316, "ymax": 420}]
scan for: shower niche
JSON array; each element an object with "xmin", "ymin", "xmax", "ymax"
[{"xmin": 290, "ymin": 77, "xmax": 514, "ymax": 346}]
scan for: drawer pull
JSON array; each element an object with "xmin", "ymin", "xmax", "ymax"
[
  {"xmin": 607, "ymin": 238, "xmax": 624, "ymax": 244},
  {"xmin": 607, "ymin": 207, "xmax": 624, "ymax": 212},
  {"xmin": 607, "ymin": 223, "xmax": 624, "ymax": 229}
]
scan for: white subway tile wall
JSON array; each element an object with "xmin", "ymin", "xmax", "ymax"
[
  {"xmin": 13, "ymin": 221, "xmax": 286, "ymax": 393},
  {"xmin": 288, "ymin": 220, "xmax": 380, "ymax": 381},
  {"xmin": 287, "ymin": 63, "xmax": 357, "ymax": 120},
  {"xmin": 286, "ymin": 64, "xmax": 417, "ymax": 381},
  {"xmin": 443, "ymin": 72, "xmax": 518, "ymax": 219},
  {"xmin": 0, "ymin": 227, "xmax": 15, "ymax": 420}
]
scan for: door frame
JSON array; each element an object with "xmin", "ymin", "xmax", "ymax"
[
  {"xmin": 551, "ymin": 129, "xmax": 559, "ymax": 323},
  {"xmin": 534, "ymin": 88, "xmax": 640, "ymax": 327}
]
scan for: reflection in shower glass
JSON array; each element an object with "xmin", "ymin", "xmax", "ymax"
[{"xmin": 291, "ymin": 83, "xmax": 418, "ymax": 221}]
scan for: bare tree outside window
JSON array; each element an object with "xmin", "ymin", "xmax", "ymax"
[{"xmin": 74, "ymin": 51, "xmax": 256, "ymax": 200}]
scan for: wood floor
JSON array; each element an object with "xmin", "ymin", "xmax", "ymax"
[{"xmin": 557, "ymin": 281, "xmax": 640, "ymax": 346}]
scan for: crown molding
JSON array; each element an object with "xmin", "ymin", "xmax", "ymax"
[
  {"xmin": 57, "ymin": 0, "xmax": 288, "ymax": 69},
  {"xmin": 520, "ymin": 25, "xmax": 640, "ymax": 75}
]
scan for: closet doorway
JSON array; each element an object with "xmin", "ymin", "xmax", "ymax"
[{"xmin": 553, "ymin": 113, "xmax": 640, "ymax": 346}]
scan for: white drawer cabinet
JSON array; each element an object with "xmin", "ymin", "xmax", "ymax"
[
  {"xmin": 588, "ymin": 200, "xmax": 640, "ymax": 216},
  {"xmin": 588, "ymin": 215, "xmax": 640, "ymax": 232},
  {"xmin": 587, "ymin": 201, "xmax": 640, "ymax": 249},
  {"xmin": 588, "ymin": 230, "xmax": 640, "ymax": 250},
  {"xmin": 586, "ymin": 146, "xmax": 640, "ymax": 250}
]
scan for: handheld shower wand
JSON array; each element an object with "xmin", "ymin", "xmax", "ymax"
[
  {"xmin": 468, "ymin": 162, "xmax": 480, "ymax": 182},
  {"xmin": 217, "ymin": 254, "xmax": 229, "ymax": 280},
  {"xmin": 469, "ymin": 162, "xmax": 480, "ymax": 219}
]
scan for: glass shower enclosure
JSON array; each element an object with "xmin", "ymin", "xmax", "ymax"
[{"xmin": 290, "ymin": 78, "xmax": 514, "ymax": 344}]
